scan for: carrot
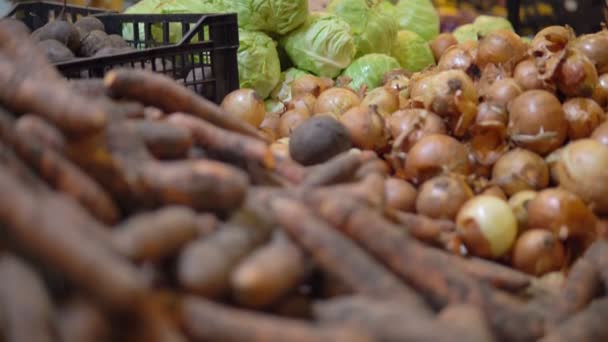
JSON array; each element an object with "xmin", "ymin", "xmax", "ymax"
[
  {"xmin": 270, "ymin": 197, "xmax": 431, "ymax": 312},
  {"xmin": 166, "ymin": 113, "xmax": 274, "ymax": 168},
  {"xmin": 549, "ymin": 257, "xmax": 601, "ymax": 324},
  {"xmin": 582, "ymin": 239, "xmax": 608, "ymax": 291},
  {"xmin": 177, "ymin": 208, "xmax": 273, "ymax": 298},
  {"xmin": 540, "ymin": 298, "xmax": 608, "ymax": 342},
  {"xmin": 69, "ymin": 79, "xmax": 109, "ymax": 98},
  {"xmin": 271, "ymin": 293, "xmax": 313, "ymax": 320},
  {"xmin": 0, "ymin": 167, "xmax": 148, "ymax": 312},
  {"xmin": 389, "ymin": 210, "xmax": 453, "ymax": 244},
  {"xmin": 106, "ymin": 101, "xmax": 146, "ymax": 121},
  {"xmin": 0, "ymin": 254, "xmax": 56, "ymax": 342},
  {"xmin": 0, "ymin": 110, "xmax": 120, "ymax": 224},
  {"xmin": 231, "ymin": 231, "xmax": 310, "ymax": 309},
  {"xmin": 15, "ymin": 114, "xmax": 65, "ymax": 153},
  {"xmin": 126, "ymin": 120, "xmax": 193, "ymax": 160},
  {"xmin": 180, "ymin": 295, "xmax": 374, "ymax": 342},
  {"xmin": 112, "ymin": 206, "xmax": 199, "ymax": 263},
  {"xmin": 0, "ymin": 20, "xmax": 106, "ymax": 136},
  {"xmin": 450, "ymin": 256, "xmax": 531, "ymax": 292},
  {"xmin": 300, "ymin": 150, "xmax": 377, "ymax": 187},
  {"xmin": 138, "ymin": 159, "xmax": 249, "ymax": 212},
  {"xmin": 103, "ymin": 69, "xmax": 267, "ymax": 141},
  {"xmin": 354, "ymin": 158, "xmax": 390, "ymax": 180},
  {"xmin": 57, "ymin": 297, "xmax": 113, "ymax": 342},
  {"xmin": 310, "ymin": 172, "xmax": 386, "ymax": 210},
  {"xmin": 437, "ymin": 304, "xmax": 496, "ymax": 342}
]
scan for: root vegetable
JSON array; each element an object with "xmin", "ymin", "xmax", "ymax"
[
  {"xmin": 0, "ymin": 255, "xmax": 55, "ymax": 342},
  {"xmin": 361, "ymin": 87, "xmax": 399, "ymax": 117},
  {"xmin": 57, "ymin": 297, "xmax": 113, "ymax": 342},
  {"xmin": 416, "ymin": 175, "xmax": 473, "ymax": 220},
  {"xmin": 32, "ymin": 19, "xmax": 81, "ymax": 52},
  {"xmin": 491, "ymin": 148, "xmax": 549, "ymax": 196},
  {"xmin": 555, "ymin": 50, "xmax": 598, "ymax": 98},
  {"xmin": 404, "ymin": 134, "xmax": 471, "ymax": 184},
  {"xmin": 300, "ymin": 150, "xmax": 376, "ymax": 187},
  {"xmin": 339, "ymin": 105, "xmax": 388, "ymax": 151},
  {"xmin": 288, "ymin": 116, "xmax": 351, "ymax": 166},
  {"xmin": 74, "ymin": 16, "xmax": 105, "ymax": 37},
  {"xmin": 540, "ymin": 298, "xmax": 608, "ymax": 342},
  {"xmin": 112, "ymin": 206, "xmax": 199, "ymax": 263},
  {"xmin": 15, "ymin": 114, "xmax": 65, "ymax": 152},
  {"xmin": 127, "ymin": 120, "xmax": 193, "ymax": 160},
  {"xmin": 38, "ymin": 39, "xmax": 74, "ymax": 63},
  {"xmin": 313, "ymin": 87, "xmax": 360, "ymax": 116},
  {"xmin": 108, "ymin": 34, "xmax": 129, "ymax": 48},
  {"xmin": 180, "ymin": 296, "xmax": 373, "ymax": 342},
  {"xmin": 79, "ymin": 30, "xmax": 112, "ymax": 57},
  {"xmin": 220, "ymin": 89, "xmax": 266, "ymax": 127},
  {"xmin": 430, "ymin": 33, "xmax": 458, "ymax": 61},
  {"xmin": 385, "ymin": 177, "xmax": 417, "ymax": 212},
  {"xmin": 104, "ymin": 69, "xmax": 266, "ymax": 140},
  {"xmin": 477, "ymin": 30, "xmax": 527, "ymax": 71},
  {"xmin": 387, "ymin": 109, "xmax": 446, "ymax": 153},
  {"xmin": 508, "ymin": 190, "xmax": 538, "ymax": 232},
  {"xmin": 591, "ymin": 120, "xmax": 608, "ymax": 145},
  {"xmin": 562, "ymin": 98, "xmax": 604, "ymax": 140},
  {"xmin": 167, "ymin": 113, "xmax": 274, "ymax": 168},
  {"xmin": 512, "ymin": 229, "xmax": 565, "ymax": 276},
  {"xmin": 231, "ymin": 231, "xmax": 308, "ymax": 308}
]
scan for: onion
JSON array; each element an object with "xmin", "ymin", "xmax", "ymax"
[
  {"xmin": 507, "ymin": 90, "xmax": 567, "ymax": 155},
  {"xmin": 438, "ymin": 46, "xmax": 475, "ymax": 74},
  {"xmin": 491, "ymin": 148, "xmax": 549, "ymax": 196},
  {"xmin": 477, "ymin": 30, "xmax": 527, "ymax": 71},
  {"xmin": 362, "ymin": 87, "xmax": 399, "ymax": 117},
  {"xmin": 481, "ymin": 185, "xmax": 507, "ymax": 200},
  {"xmin": 591, "ymin": 121, "xmax": 608, "ymax": 145},
  {"xmin": 385, "ymin": 177, "xmax": 417, "ymax": 212},
  {"xmin": 339, "ymin": 105, "xmax": 388, "ymax": 151},
  {"xmin": 530, "ymin": 26, "xmax": 574, "ymax": 81},
  {"xmin": 470, "ymin": 103, "xmax": 509, "ymax": 166},
  {"xmin": 387, "ymin": 109, "xmax": 446, "ymax": 152},
  {"xmin": 527, "ymin": 188, "xmax": 597, "ymax": 240},
  {"xmin": 484, "ymin": 78, "xmax": 523, "ymax": 109},
  {"xmin": 572, "ymin": 32, "xmax": 608, "ymax": 74},
  {"xmin": 553, "ymin": 139, "xmax": 608, "ymax": 215},
  {"xmin": 291, "ymin": 74, "xmax": 331, "ymax": 98},
  {"xmin": 513, "ymin": 59, "xmax": 555, "ymax": 91},
  {"xmin": 259, "ymin": 112, "xmax": 281, "ymax": 141},
  {"xmin": 220, "ymin": 88, "xmax": 265, "ymax": 127},
  {"xmin": 555, "ymin": 50, "xmax": 598, "ymax": 98},
  {"xmin": 593, "ymin": 73, "xmax": 608, "ymax": 108},
  {"xmin": 404, "ymin": 134, "xmax": 471, "ymax": 184},
  {"xmin": 278, "ymin": 108, "xmax": 311, "ymax": 138},
  {"xmin": 456, "ymin": 195, "xmax": 518, "ymax": 258},
  {"xmin": 430, "ymin": 33, "xmax": 458, "ymax": 62},
  {"xmin": 562, "ymin": 98, "xmax": 605, "ymax": 139},
  {"xmin": 416, "ymin": 175, "xmax": 473, "ymax": 220},
  {"xmin": 287, "ymin": 94, "xmax": 317, "ymax": 114},
  {"xmin": 512, "ymin": 229, "xmax": 565, "ymax": 276},
  {"xmin": 508, "ymin": 190, "xmax": 538, "ymax": 232},
  {"xmin": 313, "ymin": 87, "xmax": 360, "ymax": 116},
  {"xmin": 270, "ymin": 137, "xmax": 291, "ymax": 160}
]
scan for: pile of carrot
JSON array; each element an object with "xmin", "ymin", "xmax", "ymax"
[{"xmin": 0, "ymin": 18, "xmax": 607, "ymax": 342}]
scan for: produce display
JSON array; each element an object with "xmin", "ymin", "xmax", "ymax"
[{"xmin": 4, "ymin": 0, "xmax": 608, "ymax": 341}]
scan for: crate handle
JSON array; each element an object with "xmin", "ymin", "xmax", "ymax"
[{"xmin": 177, "ymin": 15, "xmax": 207, "ymax": 46}]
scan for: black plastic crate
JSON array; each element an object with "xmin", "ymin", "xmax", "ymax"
[{"xmin": 6, "ymin": 1, "xmax": 239, "ymax": 104}]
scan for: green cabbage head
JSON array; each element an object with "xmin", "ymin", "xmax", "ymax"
[
  {"xmin": 281, "ymin": 13, "xmax": 356, "ymax": 78},
  {"xmin": 326, "ymin": 0, "xmax": 398, "ymax": 57},
  {"xmin": 453, "ymin": 24, "xmax": 479, "ymax": 43},
  {"xmin": 391, "ymin": 30, "xmax": 435, "ymax": 72},
  {"xmin": 393, "ymin": 0, "xmax": 439, "ymax": 42},
  {"xmin": 342, "ymin": 53, "xmax": 401, "ymax": 91},
  {"xmin": 473, "ymin": 15, "xmax": 514, "ymax": 37},
  {"xmin": 238, "ymin": 29, "xmax": 281, "ymax": 99},
  {"xmin": 223, "ymin": 0, "xmax": 309, "ymax": 35}
]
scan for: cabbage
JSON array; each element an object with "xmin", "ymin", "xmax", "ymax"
[
  {"xmin": 327, "ymin": 0, "xmax": 398, "ymax": 57},
  {"xmin": 393, "ymin": 0, "xmax": 439, "ymax": 42},
  {"xmin": 453, "ymin": 24, "xmax": 478, "ymax": 43},
  {"xmin": 238, "ymin": 29, "xmax": 281, "ymax": 99},
  {"xmin": 473, "ymin": 15, "xmax": 514, "ymax": 37},
  {"xmin": 342, "ymin": 53, "xmax": 401, "ymax": 91},
  {"xmin": 391, "ymin": 30, "xmax": 435, "ymax": 72},
  {"xmin": 223, "ymin": 0, "xmax": 308, "ymax": 35},
  {"xmin": 378, "ymin": 0, "xmax": 395, "ymax": 14},
  {"xmin": 281, "ymin": 13, "xmax": 356, "ymax": 78}
]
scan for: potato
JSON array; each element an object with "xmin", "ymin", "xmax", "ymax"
[
  {"xmin": 37, "ymin": 39, "xmax": 75, "ymax": 63},
  {"xmin": 74, "ymin": 16, "xmax": 105, "ymax": 37},
  {"xmin": 79, "ymin": 30, "xmax": 113, "ymax": 57},
  {"xmin": 32, "ymin": 20, "xmax": 81, "ymax": 53},
  {"xmin": 289, "ymin": 116, "xmax": 352, "ymax": 166},
  {"xmin": 108, "ymin": 34, "xmax": 129, "ymax": 48}
]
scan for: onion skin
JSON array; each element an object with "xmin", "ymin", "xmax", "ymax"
[
  {"xmin": 477, "ymin": 30, "xmax": 527, "ymax": 71},
  {"xmin": 512, "ymin": 229, "xmax": 565, "ymax": 276},
  {"xmin": 484, "ymin": 78, "xmax": 523, "ymax": 109},
  {"xmin": 554, "ymin": 139, "xmax": 608, "ymax": 215},
  {"xmin": 416, "ymin": 175, "xmax": 473, "ymax": 220},
  {"xmin": 438, "ymin": 46, "xmax": 475, "ymax": 73},
  {"xmin": 591, "ymin": 121, "xmax": 608, "ymax": 146},
  {"xmin": 404, "ymin": 133, "xmax": 472, "ymax": 184},
  {"xmin": 385, "ymin": 178, "xmax": 417, "ymax": 212},
  {"xmin": 456, "ymin": 195, "xmax": 518, "ymax": 259},
  {"xmin": 593, "ymin": 73, "xmax": 608, "ymax": 108},
  {"xmin": 513, "ymin": 59, "xmax": 555, "ymax": 91},
  {"xmin": 491, "ymin": 148, "xmax": 549, "ymax": 196},
  {"xmin": 508, "ymin": 190, "xmax": 538, "ymax": 232},
  {"xmin": 313, "ymin": 87, "xmax": 360, "ymax": 116},
  {"xmin": 339, "ymin": 105, "xmax": 388, "ymax": 152},
  {"xmin": 555, "ymin": 50, "xmax": 598, "ymax": 98},
  {"xmin": 430, "ymin": 33, "xmax": 458, "ymax": 62},
  {"xmin": 361, "ymin": 87, "xmax": 399, "ymax": 117},
  {"xmin": 562, "ymin": 98, "xmax": 605, "ymax": 140},
  {"xmin": 278, "ymin": 109, "xmax": 310, "ymax": 138},
  {"xmin": 220, "ymin": 88, "xmax": 265, "ymax": 127},
  {"xmin": 387, "ymin": 109, "xmax": 446, "ymax": 152},
  {"xmin": 507, "ymin": 90, "xmax": 567, "ymax": 156}
]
